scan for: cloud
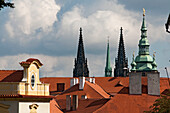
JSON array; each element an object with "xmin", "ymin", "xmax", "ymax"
[
  {"xmin": 0, "ymin": 54, "xmax": 74, "ymax": 77},
  {"xmin": 0, "ymin": 54, "xmax": 112, "ymax": 77},
  {"xmin": 5, "ymin": 0, "xmax": 60, "ymax": 37},
  {"xmin": 0, "ymin": 0, "xmax": 169, "ymax": 77}
]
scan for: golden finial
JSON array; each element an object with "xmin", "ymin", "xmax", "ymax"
[
  {"xmin": 143, "ymin": 8, "xmax": 145, "ymax": 16},
  {"xmin": 153, "ymin": 51, "xmax": 156, "ymax": 57},
  {"xmin": 133, "ymin": 51, "xmax": 135, "ymax": 57}
]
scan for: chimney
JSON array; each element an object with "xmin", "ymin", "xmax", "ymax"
[
  {"xmin": 79, "ymin": 77, "xmax": 85, "ymax": 90},
  {"xmin": 70, "ymin": 78, "xmax": 79, "ymax": 87},
  {"xmin": 129, "ymin": 72, "xmax": 142, "ymax": 95},
  {"xmin": 66, "ymin": 95, "xmax": 71, "ymax": 111},
  {"xmin": 147, "ymin": 72, "xmax": 160, "ymax": 95},
  {"xmin": 92, "ymin": 77, "xmax": 95, "ymax": 84},
  {"xmin": 72, "ymin": 95, "xmax": 78, "ymax": 110}
]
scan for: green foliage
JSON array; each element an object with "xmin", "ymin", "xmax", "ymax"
[
  {"xmin": 144, "ymin": 89, "xmax": 170, "ymax": 113},
  {"xmin": 0, "ymin": 0, "xmax": 14, "ymax": 10}
]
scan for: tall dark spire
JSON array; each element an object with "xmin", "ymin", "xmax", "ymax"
[
  {"xmin": 114, "ymin": 27, "xmax": 129, "ymax": 77},
  {"xmin": 105, "ymin": 37, "xmax": 112, "ymax": 77},
  {"xmin": 73, "ymin": 28, "xmax": 89, "ymax": 77}
]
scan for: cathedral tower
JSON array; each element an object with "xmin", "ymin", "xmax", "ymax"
[
  {"xmin": 73, "ymin": 28, "xmax": 89, "ymax": 77},
  {"xmin": 105, "ymin": 38, "xmax": 112, "ymax": 77},
  {"xmin": 114, "ymin": 27, "xmax": 129, "ymax": 77}
]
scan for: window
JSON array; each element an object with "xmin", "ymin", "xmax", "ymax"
[
  {"xmin": 57, "ymin": 83, "xmax": 65, "ymax": 92},
  {"xmin": 31, "ymin": 74, "xmax": 35, "ymax": 88}
]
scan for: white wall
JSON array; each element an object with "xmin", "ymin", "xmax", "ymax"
[{"xmin": 19, "ymin": 102, "xmax": 50, "ymax": 113}]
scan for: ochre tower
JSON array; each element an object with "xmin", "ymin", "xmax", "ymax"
[
  {"xmin": 114, "ymin": 27, "xmax": 129, "ymax": 77},
  {"xmin": 73, "ymin": 28, "xmax": 89, "ymax": 77},
  {"xmin": 131, "ymin": 9, "xmax": 157, "ymax": 74},
  {"xmin": 105, "ymin": 38, "xmax": 112, "ymax": 77}
]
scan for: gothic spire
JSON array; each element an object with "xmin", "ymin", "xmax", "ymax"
[
  {"xmin": 77, "ymin": 27, "xmax": 85, "ymax": 62},
  {"xmin": 105, "ymin": 37, "xmax": 112, "ymax": 77},
  {"xmin": 73, "ymin": 28, "xmax": 89, "ymax": 77},
  {"xmin": 114, "ymin": 27, "xmax": 129, "ymax": 77}
]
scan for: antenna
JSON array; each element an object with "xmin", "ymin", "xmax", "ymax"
[{"xmin": 165, "ymin": 67, "xmax": 170, "ymax": 86}]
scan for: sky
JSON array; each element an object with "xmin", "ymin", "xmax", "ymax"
[{"xmin": 0, "ymin": 0, "xmax": 170, "ymax": 77}]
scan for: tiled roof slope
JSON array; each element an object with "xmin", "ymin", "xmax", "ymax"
[
  {"xmin": 56, "ymin": 98, "xmax": 110, "ymax": 113},
  {"xmin": 56, "ymin": 81, "xmax": 110, "ymax": 100},
  {"xmin": 50, "ymin": 99, "xmax": 63, "ymax": 113},
  {"xmin": 0, "ymin": 70, "xmax": 23, "ymax": 82},
  {"xmin": 94, "ymin": 94, "xmax": 159, "ymax": 113}
]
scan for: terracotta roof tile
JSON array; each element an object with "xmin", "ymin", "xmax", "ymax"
[
  {"xmin": 50, "ymin": 99, "xmax": 63, "ymax": 113},
  {"xmin": 0, "ymin": 70, "xmax": 23, "ymax": 82},
  {"xmin": 56, "ymin": 98, "xmax": 110, "ymax": 113},
  {"xmin": 94, "ymin": 94, "xmax": 160, "ymax": 113},
  {"xmin": 20, "ymin": 58, "xmax": 43, "ymax": 66}
]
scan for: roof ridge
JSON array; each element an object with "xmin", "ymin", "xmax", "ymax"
[{"xmin": 0, "ymin": 70, "xmax": 23, "ymax": 71}]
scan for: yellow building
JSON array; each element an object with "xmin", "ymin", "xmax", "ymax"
[{"xmin": 0, "ymin": 58, "xmax": 51, "ymax": 113}]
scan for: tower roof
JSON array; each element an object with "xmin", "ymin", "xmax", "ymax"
[
  {"xmin": 117, "ymin": 27, "xmax": 126, "ymax": 60},
  {"xmin": 114, "ymin": 27, "xmax": 129, "ymax": 77},
  {"xmin": 77, "ymin": 27, "xmax": 85, "ymax": 61},
  {"xmin": 105, "ymin": 38, "xmax": 112, "ymax": 70},
  {"xmin": 73, "ymin": 28, "xmax": 89, "ymax": 77},
  {"xmin": 131, "ymin": 9, "xmax": 157, "ymax": 72}
]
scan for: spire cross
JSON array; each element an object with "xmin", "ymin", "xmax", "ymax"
[{"xmin": 120, "ymin": 27, "xmax": 123, "ymax": 34}]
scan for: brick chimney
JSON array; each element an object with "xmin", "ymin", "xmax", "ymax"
[{"xmin": 79, "ymin": 77, "xmax": 85, "ymax": 90}]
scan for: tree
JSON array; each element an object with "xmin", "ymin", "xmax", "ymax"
[
  {"xmin": 0, "ymin": 0, "xmax": 14, "ymax": 10},
  {"xmin": 144, "ymin": 89, "xmax": 170, "ymax": 113}
]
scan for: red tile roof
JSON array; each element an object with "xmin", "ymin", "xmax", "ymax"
[
  {"xmin": 50, "ymin": 99, "xmax": 63, "ymax": 113},
  {"xmin": 42, "ymin": 77, "xmax": 170, "ymax": 113},
  {"xmin": 94, "ymin": 94, "xmax": 159, "ymax": 113},
  {"xmin": 56, "ymin": 98, "xmax": 110, "ymax": 113},
  {"xmin": 0, "ymin": 70, "xmax": 23, "ymax": 82},
  {"xmin": 56, "ymin": 81, "xmax": 110, "ymax": 100},
  {"xmin": 20, "ymin": 58, "xmax": 43, "ymax": 66}
]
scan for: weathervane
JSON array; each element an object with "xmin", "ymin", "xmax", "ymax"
[
  {"xmin": 165, "ymin": 14, "xmax": 170, "ymax": 33},
  {"xmin": 143, "ymin": 8, "xmax": 145, "ymax": 16}
]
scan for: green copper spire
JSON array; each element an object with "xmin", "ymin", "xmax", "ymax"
[
  {"xmin": 131, "ymin": 9, "xmax": 157, "ymax": 73},
  {"xmin": 105, "ymin": 37, "xmax": 112, "ymax": 77}
]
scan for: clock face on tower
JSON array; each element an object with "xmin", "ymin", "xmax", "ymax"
[{"xmin": 31, "ymin": 74, "xmax": 35, "ymax": 89}]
